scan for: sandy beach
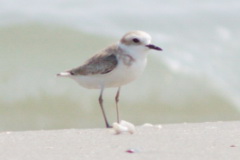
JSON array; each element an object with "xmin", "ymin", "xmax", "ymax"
[{"xmin": 0, "ymin": 121, "xmax": 239, "ymax": 160}]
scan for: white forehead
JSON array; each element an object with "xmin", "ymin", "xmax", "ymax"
[{"xmin": 121, "ymin": 31, "xmax": 152, "ymax": 44}]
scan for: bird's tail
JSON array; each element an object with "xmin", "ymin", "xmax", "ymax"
[{"xmin": 56, "ymin": 72, "xmax": 72, "ymax": 77}]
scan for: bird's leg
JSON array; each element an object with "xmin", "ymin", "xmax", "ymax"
[
  {"xmin": 115, "ymin": 87, "xmax": 121, "ymax": 123},
  {"xmin": 99, "ymin": 86, "xmax": 111, "ymax": 128}
]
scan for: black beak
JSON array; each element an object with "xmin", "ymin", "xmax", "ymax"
[{"xmin": 146, "ymin": 44, "xmax": 162, "ymax": 51}]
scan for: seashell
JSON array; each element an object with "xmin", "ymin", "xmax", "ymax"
[
  {"xmin": 113, "ymin": 122, "xmax": 128, "ymax": 134},
  {"xmin": 120, "ymin": 120, "xmax": 136, "ymax": 134},
  {"xmin": 142, "ymin": 123, "xmax": 154, "ymax": 127}
]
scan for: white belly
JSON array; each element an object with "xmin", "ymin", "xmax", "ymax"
[{"xmin": 71, "ymin": 58, "xmax": 147, "ymax": 89}]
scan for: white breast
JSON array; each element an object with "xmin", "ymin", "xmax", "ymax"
[
  {"xmin": 71, "ymin": 56, "xmax": 147, "ymax": 89},
  {"xmin": 106, "ymin": 56, "xmax": 147, "ymax": 87}
]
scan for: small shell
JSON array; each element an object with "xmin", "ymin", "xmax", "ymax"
[
  {"xmin": 230, "ymin": 145, "xmax": 237, "ymax": 147},
  {"xmin": 120, "ymin": 120, "xmax": 136, "ymax": 134},
  {"xmin": 156, "ymin": 125, "xmax": 162, "ymax": 129},
  {"xmin": 126, "ymin": 148, "xmax": 139, "ymax": 153},
  {"xmin": 142, "ymin": 123, "xmax": 154, "ymax": 127},
  {"xmin": 113, "ymin": 122, "xmax": 128, "ymax": 134},
  {"xmin": 112, "ymin": 120, "xmax": 136, "ymax": 134}
]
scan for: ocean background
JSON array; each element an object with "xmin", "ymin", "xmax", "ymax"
[{"xmin": 0, "ymin": 0, "xmax": 240, "ymax": 131}]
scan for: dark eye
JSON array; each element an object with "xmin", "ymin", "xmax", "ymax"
[{"xmin": 132, "ymin": 38, "xmax": 140, "ymax": 43}]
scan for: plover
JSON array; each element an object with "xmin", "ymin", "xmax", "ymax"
[{"xmin": 57, "ymin": 31, "xmax": 162, "ymax": 128}]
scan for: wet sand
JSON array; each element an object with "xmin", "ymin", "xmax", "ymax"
[{"xmin": 0, "ymin": 121, "xmax": 239, "ymax": 160}]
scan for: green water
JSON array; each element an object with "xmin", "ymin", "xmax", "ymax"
[{"xmin": 0, "ymin": 24, "xmax": 239, "ymax": 131}]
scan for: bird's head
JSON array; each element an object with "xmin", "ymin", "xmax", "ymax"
[{"xmin": 120, "ymin": 31, "xmax": 162, "ymax": 53}]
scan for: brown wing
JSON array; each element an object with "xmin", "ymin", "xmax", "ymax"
[{"xmin": 68, "ymin": 53, "xmax": 118, "ymax": 76}]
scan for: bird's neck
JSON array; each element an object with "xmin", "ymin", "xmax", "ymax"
[{"xmin": 118, "ymin": 43, "xmax": 148, "ymax": 60}]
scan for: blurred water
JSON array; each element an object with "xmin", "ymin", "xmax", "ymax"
[{"xmin": 0, "ymin": 0, "xmax": 240, "ymax": 131}]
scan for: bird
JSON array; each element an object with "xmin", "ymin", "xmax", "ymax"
[{"xmin": 57, "ymin": 30, "xmax": 162, "ymax": 128}]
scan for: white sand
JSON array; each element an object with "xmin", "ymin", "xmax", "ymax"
[{"xmin": 0, "ymin": 121, "xmax": 239, "ymax": 160}]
